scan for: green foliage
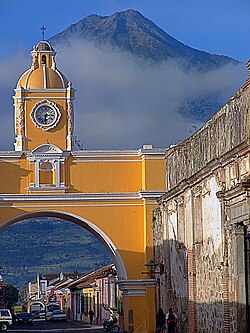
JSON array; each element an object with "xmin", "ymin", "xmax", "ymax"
[
  {"xmin": 0, "ymin": 217, "xmax": 111, "ymax": 288},
  {"xmin": 3, "ymin": 284, "xmax": 19, "ymax": 308}
]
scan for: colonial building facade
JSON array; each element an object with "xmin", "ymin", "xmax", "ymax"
[
  {"xmin": 154, "ymin": 62, "xmax": 250, "ymax": 332},
  {"xmin": 0, "ymin": 40, "xmax": 167, "ymax": 333}
]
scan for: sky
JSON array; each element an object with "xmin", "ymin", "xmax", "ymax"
[
  {"xmin": 1, "ymin": 0, "xmax": 249, "ymax": 62},
  {"xmin": 0, "ymin": 0, "xmax": 249, "ymax": 150}
]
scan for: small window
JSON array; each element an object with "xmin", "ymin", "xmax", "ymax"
[
  {"xmin": 42, "ymin": 55, "xmax": 46, "ymax": 65},
  {"xmin": 1, "ymin": 310, "xmax": 10, "ymax": 317}
]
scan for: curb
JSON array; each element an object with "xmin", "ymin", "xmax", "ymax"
[{"xmin": 70, "ymin": 320, "xmax": 103, "ymax": 329}]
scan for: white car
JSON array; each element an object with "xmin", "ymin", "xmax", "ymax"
[
  {"xmin": 49, "ymin": 310, "xmax": 67, "ymax": 322},
  {"xmin": 0, "ymin": 309, "xmax": 12, "ymax": 331}
]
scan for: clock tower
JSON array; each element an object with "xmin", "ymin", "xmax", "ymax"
[
  {"xmin": 0, "ymin": 36, "xmax": 169, "ymax": 333},
  {"xmin": 14, "ymin": 40, "xmax": 75, "ymax": 152}
]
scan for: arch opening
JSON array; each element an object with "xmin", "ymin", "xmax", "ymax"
[
  {"xmin": 0, "ymin": 210, "xmax": 127, "ymax": 280},
  {"xmin": 0, "ymin": 211, "xmax": 127, "ymax": 325}
]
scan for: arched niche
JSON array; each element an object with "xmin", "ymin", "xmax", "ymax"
[{"xmin": 26, "ymin": 144, "xmax": 69, "ymax": 190}]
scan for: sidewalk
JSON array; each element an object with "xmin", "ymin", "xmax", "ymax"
[
  {"xmin": 71, "ymin": 320, "xmax": 103, "ymax": 330},
  {"xmin": 71, "ymin": 320, "xmax": 124, "ymax": 332}
]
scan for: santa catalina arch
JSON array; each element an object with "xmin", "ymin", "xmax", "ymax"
[{"xmin": 0, "ymin": 40, "xmax": 166, "ymax": 332}]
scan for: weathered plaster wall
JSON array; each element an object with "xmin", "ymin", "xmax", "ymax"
[
  {"xmin": 166, "ymin": 88, "xmax": 250, "ymax": 190},
  {"xmin": 155, "ymin": 81, "xmax": 250, "ymax": 333},
  {"xmin": 195, "ymin": 177, "xmax": 224, "ymax": 332},
  {"xmin": 202, "ymin": 177, "xmax": 222, "ymax": 249},
  {"xmin": 154, "ymin": 205, "xmax": 188, "ymax": 333}
]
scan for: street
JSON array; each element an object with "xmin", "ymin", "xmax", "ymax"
[{"xmin": 8, "ymin": 319, "xmax": 103, "ymax": 333}]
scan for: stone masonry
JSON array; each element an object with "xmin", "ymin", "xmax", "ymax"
[{"xmin": 154, "ymin": 63, "xmax": 250, "ymax": 333}]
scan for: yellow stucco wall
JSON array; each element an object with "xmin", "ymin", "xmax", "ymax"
[
  {"xmin": 0, "ymin": 151, "xmax": 164, "ymax": 333},
  {"xmin": 0, "ymin": 153, "xmax": 164, "ymax": 278},
  {"xmin": 0, "ymin": 40, "xmax": 167, "ymax": 332},
  {"xmin": 67, "ymin": 158, "xmax": 142, "ymax": 193}
]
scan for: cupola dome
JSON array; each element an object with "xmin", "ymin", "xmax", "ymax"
[{"xmin": 16, "ymin": 40, "xmax": 68, "ymax": 89}]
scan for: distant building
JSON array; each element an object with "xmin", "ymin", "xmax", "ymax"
[
  {"xmin": 28, "ymin": 273, "xmax": 47, "ymax": 301},
  {"xmin": 66, "ymin": 264, "xmax": 120, "ymax": 324},
  {"xmin": 154, "ymin": 61, "xmax": 250, "ymax": 333},
  {"xmin": 27, "ymin": 265, "xmax": 120, "ymax": 326}
]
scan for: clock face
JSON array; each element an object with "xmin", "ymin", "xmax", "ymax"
[
  {"xmin": 35, "ymin": 105, "xmax": 57, "ymax": 126},
  {"xmin": 31, "ymin": 99, "xmax": 61, "ymax": 131}
]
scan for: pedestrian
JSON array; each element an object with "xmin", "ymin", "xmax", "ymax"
[
  {"xmin": 166, "ymin": 308, "xmax": 177, "ymax": 333},
  {"xmin": 156, "ymin": 307, "xmax": 166, "ymax": 333},
  {"xmin": 88, "ymin": 309, "xmax": 94, "ymax": 324}
]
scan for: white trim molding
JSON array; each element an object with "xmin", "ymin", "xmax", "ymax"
[
  {"xmin": 138, "ymin": 190, "xmax": 166, "ymax": 200},
  {"xmin": 14, "ymin": 88, "xmax": 67, "ymax": 93},
  {"xmin": 72, "ymin": 147, "xmax": 167, "ymax": 159},
  {"xmin": 0, "ymin": 191, "xmax": 166, "ymax": 203},
  {"xmin": 118, "ymin": 279, "xmax": 155, "ymax": 296},
  {"xmin": 0, "ymin": 192, "xmax": 141, "ymax": 203},
  {"xmin": 0, "ymin": 151, "xmax": 23, "ymax": 160}
]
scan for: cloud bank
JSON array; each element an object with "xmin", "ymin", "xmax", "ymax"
[{"xmin": 0, "ymin": 40, "xmax": 246, "ymax": 150}]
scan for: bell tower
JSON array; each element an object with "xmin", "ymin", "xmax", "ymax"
[{"xmin": 13, "ymin": 40, "xmax": 75, "ymax": 152}]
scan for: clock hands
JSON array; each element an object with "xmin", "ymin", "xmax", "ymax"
[
  {"xmin": 43, "ymin": 112, "xmax": 54, "ymax": 124},
  {"xmin": 37, "ymin": 108, "xmax": 55, "ymax": 125},
  {"xmin": 32, "ymin": 101, "xmax": 61, "ymax": 130},
  {"xmin": 43, "ymin": 112, "xmax": 49, "ymax": 123}
]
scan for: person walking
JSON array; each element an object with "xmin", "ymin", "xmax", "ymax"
[
  {"xmin": 156, "ymin": 307, "xmax": 166, "ymax": 333},
  {"xmin": 88, "ymin": 309, "xmax": 94, "ymax": 324},
  {"xmin": 166, "ymin": 308, "xmax": 177, "ymax": 333}
]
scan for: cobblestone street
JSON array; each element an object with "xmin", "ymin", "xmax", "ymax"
[{"xmin": 8, "ymin": 319, "xmax": 103, "ymax": 333}]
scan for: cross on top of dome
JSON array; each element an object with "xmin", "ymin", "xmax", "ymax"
[
  {"xmin": 30, "ymin": 26, "xmax": 54, "ymax": 52},
  {"xmin": 41, "ymin": 25, "xmax": 46, "ymax": 40}
]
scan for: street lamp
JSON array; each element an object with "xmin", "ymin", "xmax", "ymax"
[
  {"xmin": 144, "ymin": 259, "xmax": 158, "ymax": 275},
  {"xmin": 141, "ymin": 259, "xmax": 164, "ymax": 275},
  {"xmin": 141, "ymin": 259, "xmax": 164, "ymax": 309}
]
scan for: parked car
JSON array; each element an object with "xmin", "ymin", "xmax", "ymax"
[
  {"xmin": 33, "ymin": 310, "xmax": 46, "ymax": 320},
  {"xmin": 45, "ymin": 303, "xmax": 60, "ymax": 321},
  {"xmin": 0, "ymin": 309, "xmax": 12, "ymax": 331},
  {"xmin": 17, "ymin": 312, "xmax": 33, "ymax": 325},
  {"xmin": 49, "ymin": 310, "xmax": 67, "ymax": 322}
]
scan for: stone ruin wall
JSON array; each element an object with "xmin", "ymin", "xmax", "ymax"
[
  {"xmin": 155, "ymin": 176, "xmax": 229, "ymax": 333},
  {"xmin": 154, "ymin": 206, "xmax": 188, "ymax": 333},
  {"xmin": 195, "ymin": 243, "xmax": 225, "ymax": 333},
  {"xmin": 155, "ymin": 86, "xmax": 250, "ymax": 332},
  {"xmin": 166, "ymin": 88, "xmax": 250, "ymax": 190},
  {"xmin": 192, "ymin": 177, "xmax": 227, "ymax": 333}
]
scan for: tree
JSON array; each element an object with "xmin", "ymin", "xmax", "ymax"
[{"xmin": 3, "ymin": 284, "xmax": 19, "ymax": 308}]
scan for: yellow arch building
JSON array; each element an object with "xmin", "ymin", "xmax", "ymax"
[{"xmin": 0, "ymin": 40, "xmax": 166, "ymax": 332}]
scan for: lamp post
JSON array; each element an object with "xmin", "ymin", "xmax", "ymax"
[{"xmin": 142, "ymin": 259, "xmax": 165, "ymax": 309}]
